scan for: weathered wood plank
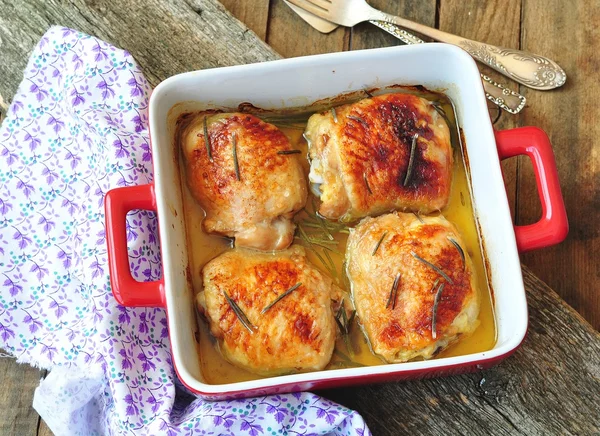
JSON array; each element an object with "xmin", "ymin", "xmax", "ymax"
[
  {"xmin": 350, "ymin": 0, "xmax": 437, "ymax": 50},
  {"xmin": 321, "ymin": 265, "xmax": 600, "ymax": 435},
  {"xmin": 439, "ymin": 0, "xmax": 523, "ymax": 223},
  {"xmin": 0, "ymin": 354, "xmax": 43, "ymax": 435},
  {"xmin": 518, "ymin": 0, "xmax": 600, "ymax": 329},
  {"xmin": 0, "ymin": 0, "xmax": 279, "ymax": 102},
  {"xmin": 266, "ymin": 0, "xmax": 349, "ymax": 57},
  {"xmin": 37, "ymin": 419, "xmax": 53, "ymax": 436},
  {"xmin": 219, "ymin": 0, "xmax": 270, "ymax": 40}
]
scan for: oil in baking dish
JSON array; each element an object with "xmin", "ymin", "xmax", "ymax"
[{"xmin": 180, "ymin": 89, "xmax": 497, "ymax": 384}]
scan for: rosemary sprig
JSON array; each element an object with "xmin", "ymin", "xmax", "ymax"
[
  {"xmin": 363, "ymin": 88, "xmax": 374, "ymax": 98},
  {"xmin": 347, "ymin": 115, "xmax": 368, "ymax": 127},
  {"xmin": 331, "ymin": 107, "xmax": 338, "ymax": 123},
  {"xmin": 297, "ymin": 224, "xmax": 338, "ymax": 278},
  {"xmin": 295, "ymin": 235, "xmax": 342, "ymax": 254},
  {"xmin": 223, "ymin": 291, "xmax": 255, "ymax": 333},
  {"xmin": 335, "ymin": 299, "xmax": 356, "ymax": 354},
  {"xmin": 323, "ymin": 249, "xmax": 338, "ymax": 281},
  {"xmin": 431, "ymin": 282, "xmax": 445, "ymax": 339},
  {"xmin": 315, "ymin": 214, "xmax": 335, "ymax": 241},
  {"xmin": 232, "ymin": 132, "xmax": 240, "ymax": 181},
  {"xmin": 277, "ymin": 149, "xmax": 302, "ymax": 155},
  {"xmin": 302, "ymin": 222, "xmax": 339, "ymax": 232},
  {"xmin": 261, "ymin": 113, "xmax": 311, "ymax": 125},
  {"xmin": 429, "ymin": 278, "xmax": 441, "ymax": 295},
  {"xmin": 447, "ymin": 236, "xmax": 466, "ymax": 271},
  {"xmin": 371, "ymin": 231, "xmax": 387, "ymax": 256},
  {"xmin": 304, "ymin": 201, "xmax": 349, "ymax": 234},
  {"xmin": 411, "ymin": 251, "xmax": 454, "ymax": 284},
  {"xmin": 203, "ymin": 116, "xmax": 213, "ymax": 162},
  {"xmin": 413, "ymin": 212, "xmax": 425, "ymax": 224},
  {"xmin": 431, "ymin": 101, "xmax": 451, "ymax": 126},
  {"xmin": 261, "ymin": 282, "xmax": 302, "ymax": 314},
  {"xmin": 363, "ymin": 173, "xmax": 372, "ymax": 195},
  {"xmin": 386, "ymin": 273, "xmax": 401, "ymax": 309},
  {"xmin": 298, "ymin": 236, "xmax": 338, "ymax": 246},
  {"xmin": 403, "ymin": 134, "xmax": 418, "ymax": 186}
]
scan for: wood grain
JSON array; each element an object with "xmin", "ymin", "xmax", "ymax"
[
  {"xmin": 266, "ymin": 0, "xmax": 349, "ymax": 57},
  {"xmin": 0, "ymin": 0, "xmax": 278, "ymax": 100},
  {"xmin": 350, "ymin": 0, "xmax": 436, "ymax": 50},
  {"xmin": 219, "ymin": 0, "xmax": 270, "ymax": 40},
  {"xmin": 321, "ymin": 265, "xmax": 600, "ymax": 435},
  {"xmin": 439, "ymin": 0, "xmax": 523, "ymax": 222},
  {"xmin": 0, "ymin": 354, "xmax": 43, "ymax": 435},
  {"xmin": 518, "ymin": 0, "xmax": 600, "ymax": 329},
  {"xmin": 37, "ymin": 419, "xmax": 53, "ymax": 436}
]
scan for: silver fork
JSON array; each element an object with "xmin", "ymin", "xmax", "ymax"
[
  {"xmin": 286, "ymin": 0, "xmax": 566, "ymax": 91},
  {"xmin": 284, "ymin": 2, "xmax": 526, "ymax": 114}
]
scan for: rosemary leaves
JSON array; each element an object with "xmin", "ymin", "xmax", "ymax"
[
  {"xmin": 347, "ymin": 115, "xmax": 368, "ymax": 127},
  {"xmin": 431, "ymin": 100, "xmax": 451, "ymax": 126},
  {"xmin": 447, "ymin": 236, "xmax": 466, "ymax": 271},
  {"xmin": 296, "ymin": 224, "xmax": 339, "ymax": 281},
  {"xmin": 277, "ymin": 149, "xmax": 302, "ymax": 155},
  {"xmin": 331, "ymin": 107, "xmax": 338, "ymax": 123},
  {"xmin": 363, "ymin": 173, "xmax": 372, "ymax": 195},
  {"xmin": 261, "ymin": 282, "xmax": 302, "ymax": 314},
  {"xmin": 203, "ymin": 116, "xmax": 213, "ymax": 162},
  {"xmin": 431, "ymin": 282, "xmax": 445, "ymax": 339},
  {"xmin": 386, "ymin": 273, "xmax": 401, "ymax": 309},
  {"xmin": 411, "ymin": 251, "xmax": 454, "ymax": 284},
  {"xmin": 403, "ymin": 134, "xmax": 418, "ymax": 186},
  {"xmin": 413, "ymin": 212, "xmax": 425, "ymax": 224},
  {"xmin": 335, "ymin": 299, "xmax": 356, "ymax": 354},
  {"xmin": 223, "ymin": 291, "xmax": 255, "ymax": 333},
  {"xmin": 232, "ymin": 132, "xmax": 240, "ymax": 181},
  {"xmin": 372, "ymin": 231, "xmax": 387, "ymax": 256}
]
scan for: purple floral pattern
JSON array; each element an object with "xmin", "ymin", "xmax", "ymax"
[{"xmin": 0, "ymin": 27, "xmax": 371, "ymax": 435}]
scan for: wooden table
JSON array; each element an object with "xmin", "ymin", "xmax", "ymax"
[{"xmin": 0, "ymin": 1, "xmax": 598, "ymax": 434}]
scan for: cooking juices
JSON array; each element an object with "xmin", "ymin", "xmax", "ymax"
[{"xmin": 178, "ymin": 89, "xmax": 497, "ymax": 384}]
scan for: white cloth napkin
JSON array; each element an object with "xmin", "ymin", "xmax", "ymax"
[{"xmin": 0, "ymin": 26, "xmax": 371, "ymax": 436}]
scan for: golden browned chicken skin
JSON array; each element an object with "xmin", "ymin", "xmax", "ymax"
[
  {"xmin": 198, "ymin": 245, "xmax": 342, "ymax": 376},
  {"xmin": 346, "ymin": 212, "xmax": 479, "ymax": 362},
  {"xmin": 180, "ymin": 112, "xmax": 307, "ymax": 251},
  {"xmin": 305, "ymin": 94, "xmax": 452, "ymax": 222}
]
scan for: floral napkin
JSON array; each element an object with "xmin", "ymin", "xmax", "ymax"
[{"xmin": 0, "ymin": 26, "xmax": 371, "ymax": 436}]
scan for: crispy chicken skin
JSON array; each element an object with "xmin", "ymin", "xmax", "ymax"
[
  {"xmin": 180, "ymin": 112, "xmax": 308, "ymax": 251},
  {"xmin": 198, "ymin": 245, "xmax": 342, "ymax": 376},
  {"xmin": 346, "ymin": 212, "xmax": 479, "ymax": 363},
  {"xmin": 305, "ymin": 94, "xmax": 452, "ymax": 222}
]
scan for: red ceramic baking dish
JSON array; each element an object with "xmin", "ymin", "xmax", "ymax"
[{"xmin": 104, "ymin": 43, "xmax": 568, "ymax": 399}]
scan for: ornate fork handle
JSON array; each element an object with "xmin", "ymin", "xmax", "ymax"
[
  {"xmin": 373, "ymin": 11, "xmax": 566, "ymax": 90},
  {"xmin": 457, "ymin": 41, "xmax": 566, "ymax": 90},
  {"xmin": 371, "ymin": 21, "xmax": 526, "ymax": 114}
]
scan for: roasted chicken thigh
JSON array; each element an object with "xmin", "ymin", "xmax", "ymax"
[
  {"xmin": 305, "ymin": 94, "xmax": 452, "ymax": 222},
  {"xmin": 180, "ymin": 112, "xmax": 307, "ymax": 251},
  {"xmin": 198, "ymin": 245, "xmax": 341, "ymax": 376},
  {"xmin": 346, "ymin": 212, "xmax": 479, "ymax": 362}
]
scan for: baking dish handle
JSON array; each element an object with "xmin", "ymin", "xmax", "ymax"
[
  {"xmin": 104, "ymin": 184, "xmax": 165, "ymax": 307},
  {"xmin": 495, "ymin": 127, "xmax": 568, "ymax": 253}
]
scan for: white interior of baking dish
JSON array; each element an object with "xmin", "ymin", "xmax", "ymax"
[{"xmin": 149, "ymin": 43, "xmax": 527, "ymax": 396}]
